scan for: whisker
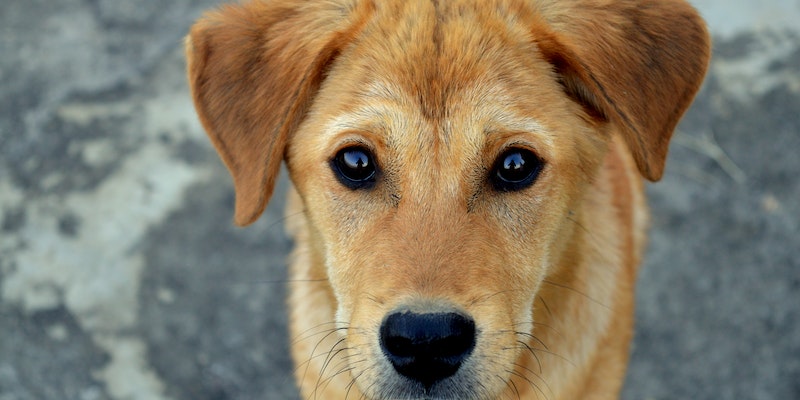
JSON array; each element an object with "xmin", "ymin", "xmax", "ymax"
[
  {"xmin": 298, "ymin": 326, "xmax": 349, "ymax": 392},
  {"xmin": 316, "ymin": 353, "xmax": 361, "ymax": 399},
  {"xmin": 475, "ymin": 378, "xmax": 493, "ymax": 400},
  {"xmin": 249, "ymin": 278, "xmax": 329, "ymax": 285},
  {"xmin": 565, "ymin": 214, "xmax": 605, "ymax": 250},
  {"xmin": 291, "ymin": 322, "xmax": 344, "ymax": 345},
  {"xmin": 217, "ymin": 272, "xmax": 328, "ymax": 287},
  {"xmin": 322, "ymin": 345, "xmax": 361, "ymax": 384},
  {"xmin": 314, "ymin": 337, "xmax": 349, "ymax": 395},
  {"xmin": 467, "ymin": 289, "xmax": 525, "ymax": 307},
  {"xmin": 345, "ymin": 366, "xmax": 368, "ymax": 400},
  {"xmin": 514, "ymin": 330, "xmax": 549, "ymax": 350},
  {"xmin": 512, "ymin": 320, "xmax": 563, "ymax": 339},
  {"xmin": 537, "ymin": 296, "xmax": 553, "ymax": 319},
  {"xmin": 541, "ymin": 279, "xmax": 610, "ymax": 310},
  {"xmin": 318, "ymin": 363, "xmax": 356, "ymax": 397},
  {"xmin": 514, "ymin": 339, "xmax": 543, "ymax": 373},
  {"xmin": 510, "ymin": 342, "xmax": 576, "ymax": 368},
  {"xmin": 503, "ymin": 373, "xmax": 521, "ymax": 400},
  {"xmin": 513, "ymin": 360, "xmax": 555, "ymax": 400},
  {"xmin": 507, "ymin": 368, "xmax": 548, "ymax": 400},
  {"xmin": 263, "ymin": 209, "xmax": 307, "ymax": 232}
]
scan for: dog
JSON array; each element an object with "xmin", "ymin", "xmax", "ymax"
[{"xmin": 186, "ymin": 0, "xmax": 710, "ymax": 398}]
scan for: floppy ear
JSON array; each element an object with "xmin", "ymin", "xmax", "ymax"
[
  {"xmin": 186, "ymin": 1, "xmax": 373, "ymax": 225},
  {"xmin": 533, "ymin": 0, "xmax": 711, "ymax": 181}
]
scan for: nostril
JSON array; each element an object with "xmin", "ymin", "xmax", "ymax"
[{"xmin": 379, "ymin": 311, "xmax": 476, "ymax": 389}]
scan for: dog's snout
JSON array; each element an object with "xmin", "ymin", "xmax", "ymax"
[{"xmin": 379, "ymin": 311, "xmax": 476, "ymax": 389}]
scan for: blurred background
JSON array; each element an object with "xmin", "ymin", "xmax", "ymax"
[{"xmin": 1, "ymin": 1, "xmax": 797, "ymax": 399}]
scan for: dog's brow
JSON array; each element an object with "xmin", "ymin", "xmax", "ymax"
[
  {"xmin": 324, "ymin": 111, "xmax": 388, "ymax": 135},
  {"xmin": 320, "ymin": 81, "xmax": 408, "ymax": 138},
  {"xmin": 512, "ymin": 118, "xmax": 549, "ymax": 135},
  {"xmin": 483, "ymin": 116, "xmax": 554, "ymax": 147}
]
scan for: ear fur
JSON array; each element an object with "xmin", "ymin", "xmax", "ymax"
[
  {"xmin": 186, "ymin": 1, "xmax": 373, "ymax": 225},
  {"xmin": 533, "ymin": 0, "xmax": 711, "ymax": 181}
]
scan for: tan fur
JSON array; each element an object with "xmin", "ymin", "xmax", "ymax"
[{"xmin": 186, "ymin": 1, "xmax": 710, "ymax": 398}]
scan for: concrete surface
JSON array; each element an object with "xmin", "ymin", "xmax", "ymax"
[{"xmin": 1, "ymin": 1, "xmax": 798, "ymax": 399}]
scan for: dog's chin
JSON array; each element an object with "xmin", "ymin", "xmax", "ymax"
[
  {"xmin": 356, "ymin": 356, "xmax": 508, "ymax": 400},
  {"xmin": 363, "ymin": 369, "xmax": 486, "ymax": 400}
]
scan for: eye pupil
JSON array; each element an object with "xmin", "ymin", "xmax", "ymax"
[
  {"xmin": 332, "ymin": 146, "xmax": 377, "ymax": 189},
  {"xmin": 492, "ymin": 148, "xmax": 543, "ymax": 191},
  {"xmin": 343, "ymin": 150, "xmax": 369, "ymax": 170},
  {"xmin": 503, "ymin": 153, "xmax": 525, "ymax": 173}
]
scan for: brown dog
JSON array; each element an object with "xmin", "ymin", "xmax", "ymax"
[{"xmin": 186, "ymin": 0, "xmax": 710, "ymax": 398}]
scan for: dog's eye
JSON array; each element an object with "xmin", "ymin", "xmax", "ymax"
[
  {"xmin": 331, "ymin": 146, "xmax": 378, "ymax": 189},
  {"xmin": 491, "ymin": 148, "xmax": 544, "ymax": 191}
]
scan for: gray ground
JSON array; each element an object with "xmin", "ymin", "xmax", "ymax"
[{"xmin": 1, "ymin": 1, "xmax": 798, "ymax": 399}]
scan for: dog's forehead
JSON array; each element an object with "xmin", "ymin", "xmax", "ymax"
[
  {"xmin": 316, "ymin": 0, "xmax": 560, "ymax": 148},
  {"xmin": 360, "ymin": 0, "xmax": 541, "ymax": 116}
]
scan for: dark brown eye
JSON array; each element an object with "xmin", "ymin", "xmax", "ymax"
[
  {"xmin": 331, "ymin": 146, "xmax": 378, "ymax": 189},
  {"xmin": 491, "ymin": 148, "xmax": 544, "ymax": 191}
]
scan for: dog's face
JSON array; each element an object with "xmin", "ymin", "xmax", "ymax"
[
  {"xmin": 187, "ymin": 0, "xmax": 709, "ymax": 398},
  {"xmin": 285, "ymin": 9, "xmax": 605, "ymax": 395}
]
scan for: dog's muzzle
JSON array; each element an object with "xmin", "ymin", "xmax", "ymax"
[{"xmin": 379, "ymin": 311, "xmax": 476, "ymax": 390}]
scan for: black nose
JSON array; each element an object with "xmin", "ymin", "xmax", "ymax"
[{"xmin": 379, "ymin": 311, "xmax": 476, "ymax": 390}]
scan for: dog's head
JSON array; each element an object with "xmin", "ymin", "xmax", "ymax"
[{"xmin": 187, "ymin": 0, "xmax": 709, "ymax": 397}]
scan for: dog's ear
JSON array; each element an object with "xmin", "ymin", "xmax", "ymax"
[
  {"xmin": 186, "ymin": 1, "xmax": 372, "ymax": 225},
  {"xmin": 533, "ymin": 0, "xmax": 711, "ymax": 181}
]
